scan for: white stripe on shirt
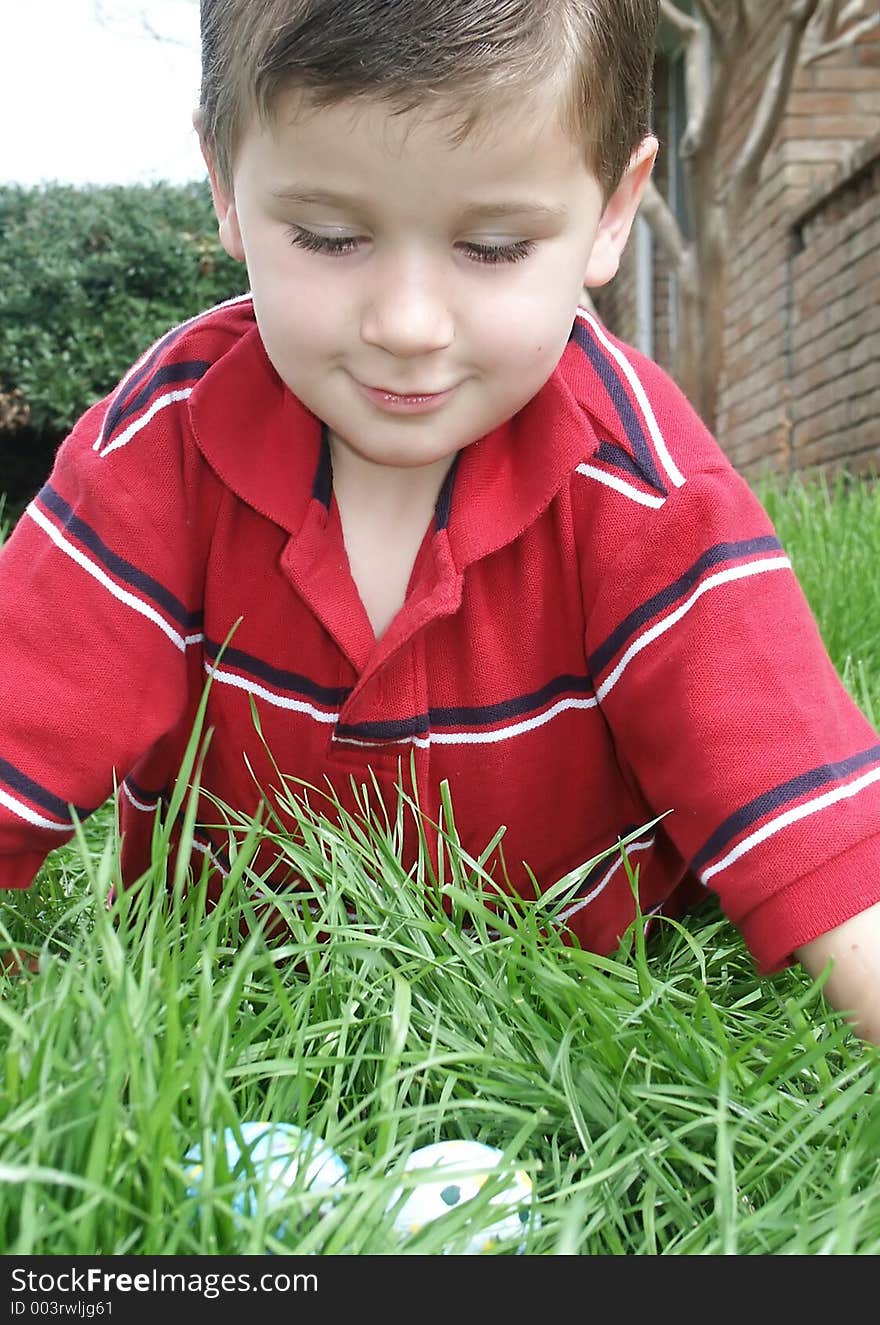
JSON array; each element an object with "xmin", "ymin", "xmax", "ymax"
[
  {"xmin": 702, "ymin": 763, "xmax": 880, "ymax": 884},
  {"xmin": 557, "ymin": 836, "xmax": 656, "ymax": 921},
  {"xmin": 97, "ymin": 389, "xmax": 193, "ymax": 459},
  {"xmin": 27, "ymin": 502, "xmax": 203, "ymax": 654},
  {"xmin": 92, "ymin": 292, "xmax": 253, "ymax": 453},
  {"xmin": 576, "ymin": 463, "xmax": 667, "ymax": 509},
  {"xmin": 333, "ymin": 695, "xmax": 599, "ymax": 749},
  {"xmin": 0, "ymin": 787, "xmax": 72, "ymax": 832},
  {"xmin": 576, "ymin": 308, "xmax": 687, "ymax": 489},
  {"xmin": 596, "ymin": 556, "xmax": 792, "ymax": 703}
]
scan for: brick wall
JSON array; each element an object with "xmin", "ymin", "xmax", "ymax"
[
  {"xmin": 789, "ymin": 140, "xmax": 880, "ymax": 474},
  {"xmin": 724, "ymin": 22, "xmax": 880, "ymax": 478},
  {"xmin": 596, "ymin": 20, "xmax": 880, "ymax": 478}
]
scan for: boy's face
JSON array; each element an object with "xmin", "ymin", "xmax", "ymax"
[{"xmin": 203, "ymin": 88, "xmax": 655, "ymax": 473}]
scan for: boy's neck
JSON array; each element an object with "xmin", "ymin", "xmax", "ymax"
[
  {"xmin": 327, "ymin": 431, "xmax": 457, "ymax": 517},
  {"xmin": 327, "ymin": 431, "xmax": 459, "ymax": 641}
]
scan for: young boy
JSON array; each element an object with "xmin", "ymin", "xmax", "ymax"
[{"xmin": 2, "ymin": 0, "xmax": 879, "ymax": 1038}]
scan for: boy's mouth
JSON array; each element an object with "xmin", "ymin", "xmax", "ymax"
[{"xmin": 357, "ymin": 382, "xmax": 457, "ymax": 414}]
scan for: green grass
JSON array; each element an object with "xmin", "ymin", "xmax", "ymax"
[
  {"xmin": 1, "ymin": 472, "xmax": 879, "ymax": 1256},
  {"xmin": 757, "ymin": 471, "xmax": 880, "ymax": 724}
]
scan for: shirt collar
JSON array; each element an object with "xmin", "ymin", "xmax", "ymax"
[
  {"xmin": 189, "ymin": 322, "xmax": 323, "ymax": 537},
  {"xmin": 189, "ymin": 318, "xmax": 602, "ymax": 560}
]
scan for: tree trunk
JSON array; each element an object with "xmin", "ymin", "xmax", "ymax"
[
  {"xmin": 673, "ymin": 210, "xmax": 727, "ymax": 436},
  {"xmin": 674, "ymin": 253, "xmax": 727, "ymax": 435}
]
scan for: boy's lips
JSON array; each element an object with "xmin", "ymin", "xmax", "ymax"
[{"xmin": 356, "ymin": 381, "xmax": 458, "ymax": 414}]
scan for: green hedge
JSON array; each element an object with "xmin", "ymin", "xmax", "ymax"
[{"xmin": 0, "ymin": 182, "xmax": 249, "ymax": 438}]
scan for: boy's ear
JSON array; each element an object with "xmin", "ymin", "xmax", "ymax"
[
  {"xmin": 192, "ymin": 108, "xmax": 246, "ymax": 264},
  {"xmin": 583, "ymin": 135, "xmax": 657, "ymax": 289}
]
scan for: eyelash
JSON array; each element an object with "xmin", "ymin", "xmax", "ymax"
[{"xmin": 285, "ymin": 226, "xmax": 537, "ymax": 265}]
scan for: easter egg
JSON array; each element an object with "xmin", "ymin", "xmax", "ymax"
[
  {"xmin": 183, "ymin": 1121, "xmax": 347, "ymax": 1238},
  {"xmin": 388, "ymin": 1139, "xmax": 538, "ymax": 1253}
]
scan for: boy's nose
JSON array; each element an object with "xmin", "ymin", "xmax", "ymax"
[{"xmin": 360, "ymin": 256, "xmax": 455, "ymax": 358}]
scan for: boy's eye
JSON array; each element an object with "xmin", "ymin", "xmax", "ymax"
[
  {"xmin": 461, "ymin": 239, "xmax": 537, "ymax": 265},
  {"xmin": 286, "ymin": 226, "xmax": 362, "ymax": 256},
  {"xmin": 286, "ymin": 226, "xmax": 536, "ymax": 265}
]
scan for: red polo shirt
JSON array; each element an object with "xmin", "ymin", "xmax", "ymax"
[{"xmin": 2, "ymin": 296, "xmax": 879, "ymax": 971}]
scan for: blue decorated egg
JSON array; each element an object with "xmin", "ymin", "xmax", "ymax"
[
  {"xmin": 184, "ymin": 1121, "xmax": 348, "ymax": 1238},
  {"xmin": 387, "ymin": 1139, "xmax": 538, "ymax": 1253}
]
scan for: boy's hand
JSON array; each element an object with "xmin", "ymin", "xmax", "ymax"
[{"xmin": 797, "ymin": 900, "xmax": 880, "ymax": 1045}]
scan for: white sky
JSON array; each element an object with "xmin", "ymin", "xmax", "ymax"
[{"xmin": 1, "ymin": 0, "xmax": 206, "ymax": 187}]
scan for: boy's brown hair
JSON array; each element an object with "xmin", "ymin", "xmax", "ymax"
[{"xmin": 199, "ymin": 0, "xmax": 659, "ymax": 198}]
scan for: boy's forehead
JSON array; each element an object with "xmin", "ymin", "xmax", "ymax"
[
  {"xmin": 242, "ymin": 83, "xmax": 591, "ymax": 189},
  {"xmin": 244, "ymin": 125, "xmax": 594, "ymax": 226},
  {"xmin": 259, "ymin": 75, "xmax": 577, "ymax": 155}
]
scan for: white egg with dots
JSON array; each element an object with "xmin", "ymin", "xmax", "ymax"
[
  {"xmin": 388, "ymin": 1140, "xmax": 538, "ymax": 1253},
  {"xmin": 183, "ymin": 1122, "xmax": 348, "ymax": 1241}
]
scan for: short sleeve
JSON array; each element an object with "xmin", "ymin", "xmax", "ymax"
[
  {"xmin": 584, "ymin": 463, "xmax": 880, "ymax": 972},
  {"xmin": 0, "ymin": 393, "xmax": 205, "ymax": 888}
]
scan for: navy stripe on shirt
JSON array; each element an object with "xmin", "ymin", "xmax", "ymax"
[
  {"xmin": 37, "ymin": 485, "xmax": 204, "ymax": 632},
  {"xmin": 589, "ymin": 536, "xmax": 784, "ymax": 679},
  {"xmin": 100, "ymin": 324, "xmax": 190, "ymax": 442},
  {"xmin": 104, "ymin": 360, "xmax": 212, "ymax": 442},
  {"xmin": 123, "ymin": 777, "xmax": 165, "ymax": 806},
  {"xmin": 568, "ymin": 824, "xmax": 651, "ymax": 898},
  {"xmin": 0, "ymin": 756, "xmax": 96, "ymax": 823},
  {"xmin": 335, "ymin": 673, "xmax": 594, "ymax": 742},
  {"xmin": 594, "ymin": 440, "xmax": 667, "ymax": 495},
  {"xmin": 203, "ymin": 637, "xmax": 352, "ymax": 709},
  {"xmin": 570, "ymin": 319, "xmax": 666, "ymax": 496},
  {"xmin": 312, "ymin": 426, "xmax": 333, "ymax": 508},
  {"xmin": 434, "ymin": 452, "xmax": 461, "ymax": 530},
  {"xmin": 692, "ymin": 743, "xmax": 880, "ymax": 874}
]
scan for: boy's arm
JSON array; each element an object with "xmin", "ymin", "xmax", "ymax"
[
  {"xmin": 797, "ymin": 901, "xmax": 880, "ymax": 1045},
  {"xmin": 0, "ymin": 391, "xmax": 205, "ymax": 890},
  {"xmin": 580, "ymin": 455, "xmax": 880, "ymax": 995}
]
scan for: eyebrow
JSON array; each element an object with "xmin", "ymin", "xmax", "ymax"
[{"xmin": 270, "ymin": 186, "xmax": 568, "ymax": 222}]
